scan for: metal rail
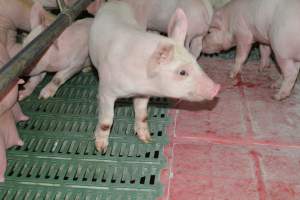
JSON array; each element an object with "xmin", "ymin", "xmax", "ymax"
[{"xmin": 0, "ymin": 0, "xmax": 93, "ymax": 100}]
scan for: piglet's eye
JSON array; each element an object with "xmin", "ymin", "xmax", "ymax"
[{"xmin": 179, "ymin": 70, "xmax": 188, "ymax": 76}]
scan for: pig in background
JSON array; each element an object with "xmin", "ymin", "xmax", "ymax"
[
  {"xmin": 19, "ymin": 2, "xmax": 93, "ymax": 100},
  {"xmin": 90, "ymin": 0, "xmax": 213, "ymax": 59},
  {"xmin": 0, "ymin": 0, "xmax": 51, "ymax": 182},
  {"xmin": 0, "ymin": 0, "xmax": 55, "ymax": 61},
  {"xmin": 202, "ymin": 0, "xmax": 300, "ymax": 100},
  {"xmin": 0, "ymin": 79, "xmax": 29, "ymax": 182},
  {"xmin": 89, "ymin": 1, "xmax": 220, "ymax": 152}
]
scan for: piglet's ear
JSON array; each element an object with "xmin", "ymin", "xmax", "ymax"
[
  {"xmin": 30, "ymin": 2, "xmax": 48, "ymax": 29},
  {"xmin": 87, "ymin": 0, "xmax": 102, "ymax": 15},
  {"xmin": 147, "ymin": 42, "xmax": 174, "ymax": 78},
  {"xmin": 167, "ymin": 8, "xmax": 188, "ymax": 45}
]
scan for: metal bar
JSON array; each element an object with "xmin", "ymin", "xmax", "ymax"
[
  {"xmin": 0, "ymin": 0, "xmax": 92, "ymax": 100},
  {"xmin": 57, "ymin": 0, "xmax": 67, "ymax": 12}
]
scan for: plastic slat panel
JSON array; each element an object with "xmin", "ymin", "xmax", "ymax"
[{"xmin": 0, "ymin": 71, "xmax": 169, "ymax": 199}]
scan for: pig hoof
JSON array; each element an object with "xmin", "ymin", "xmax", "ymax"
[
  {"xmin": 39, "ymin": 90, "xmax": 54, "ymax": 100},
  {"xmin": 270, "ymin": 81, "xmax": 281, "ymax": 89},
  {"xmin": 95, "ymin": 138, "xmax": 109, "ymax": 153},
  {"xmin": 20, "ymin": 115, "xmax": 30, "ymax": 122},
  {"xmin": 135, "ymin": 124, "xmax": 152, "ymax": 143},
  {"xmin": 229, "ymin": 70, "xmax": 238, "ymax": 79},
  {"xmin": 16, "ymin": 114, "xmax": 30, "ymax": 122},
  {"xmin": 0, "ymin": 177, "xmax": 4, "ymax": 182},
  {"xmin": 17, "ymin": 140, "xmax": 24, "ymax": 146},
  {"xmin": 272, "ymin": 92, "xmax": 289, "ymax": 101},
  {"xmin": 82, "ymin": 66, "xmax": 92, "ymax": 73},
  {"xmin": 139, "ymin": 135, "xmax": 152, "ymax": 144},
  {"xmin": 136, "ymin": 129, "xmax": 152, "ymax": 144}
]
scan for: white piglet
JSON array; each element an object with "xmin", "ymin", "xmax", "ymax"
[
  {"xmin": 92, "ymin": 0, "xmax": 213, "ymax": 59},
  {"xmin": 89, "ymin": 1, "xmax": 220, "ymax": 152},
  {"xmin": 202, "ymin": 0, "xmax": 300, "ymax": 100},
  {"xmin": 19, "ymin": 2, "xmax": 92, "ymax": 100}
]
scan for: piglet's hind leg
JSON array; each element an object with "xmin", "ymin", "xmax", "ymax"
[{"xmin": 273, "ymin": 59, "xmax": 299, "ymax": 100}]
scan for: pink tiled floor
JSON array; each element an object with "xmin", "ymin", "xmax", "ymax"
[{"xmin": 160, "ymin": 57, "xmax": 300, "ymax": 200}]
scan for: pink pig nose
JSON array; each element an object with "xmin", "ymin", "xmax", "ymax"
[{"xmin": 209, "ymin": 84, "xmax": 220, "ymax": 100}]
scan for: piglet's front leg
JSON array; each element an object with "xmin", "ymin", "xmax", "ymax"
[
  {"xmin": 230, "ymin": 42, "xmax": 252, "ymax": 79},
  {"xmin": 94, "ymin": 93, "xmax": 116, "ymax": 153},
  {"xmin": 39, "ymin": 63, "xmax": 84, "ymax": 100},
  {"xmin": 134, "ymin": 97, "xmax": 152, "ymax": 143},
  {"xmin": 19, "ymin": 73, "xmax": 46, "ymax": 101},
  {"xmin": 259, "ymin": 44, "xmax": 271, "ymax": 72}
]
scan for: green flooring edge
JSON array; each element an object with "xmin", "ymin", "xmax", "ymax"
[{"xmin": 0, "ymin": 71, "xmax": 170, "ymax": 200}]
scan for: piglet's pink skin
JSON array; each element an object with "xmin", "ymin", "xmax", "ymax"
[
  {"xmin": 89, "ymin": 0, "xmax": 213, "ymax": 59},
  {"xmin": 0, "ymin": 0, "xmax": 33, "ymax": 63},
  {"xmin": 0, "ymin": 79, "xmax": 28, "ymax": 182},
  {"xmin": 0, "ymin": 0, "xmax": 55, "ymax": 61},
  {"xmin": 202, "ymin": 0, "xmax": 300, "ymax": 100},
  {"xmin": 19, "ymin": 2, "xmax": 93, "ymax": 100},
  {"xmin": 0, "ymin": 0, "xmax": 54, "ymax": 182},
  {"xmin": 0, "ymin": 110, "xmax": 26, "ymax": 182},
  {"xmin": 89, "ymin": 1, "xmax": 220, "ymax": 153}
]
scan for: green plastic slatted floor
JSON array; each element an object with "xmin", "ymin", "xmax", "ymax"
[{"xmin": 0, "ymin": 71, "xmax": 170, "ymax": 200}]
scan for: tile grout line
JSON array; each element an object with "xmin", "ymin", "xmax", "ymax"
[
  {"xmin": 238, "ymin": 73, "xmax": 256, "ymax": 142},
  {"xmin": 250, "ymin": 151, "xmax": 267, "ymax": 200},
  {"xmin": 165, "ymin": 109, "xmax": 179, "ymax": 200},
  {"xmin": 158, "ymin": 107, "xmax": 179, "ymax": 200},
  {"xmin": 168, "ymin": 135, "xmax": 300, "ymax": 149},
  {"xmin": 239, "ymin": 73, "xmax": 267, "ymax": 200}
]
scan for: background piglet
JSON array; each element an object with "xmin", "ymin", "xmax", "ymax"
[
  {"xmin": 89, "ymin": 1, "xmax": 220, "ymax": 152},
  {"xmin": 0, "ymin": 79, "xmax": 29, "ymax": 182},
  {"xmin": 0, "ymin": 0, "xmax": 55, "ymax": 60},
  {"xmin": 202, "ymin": 0, "xmax": 300, "ymax": 100},
  {"xmin": 0, "ymin": 0, "xmax": 45, "ymax": 182},
  {"xmin": 19, "ymin": 2, "xmax": 92, "ymax": 100},
  {"xmin": 89, "ymin": 0, "xmax": 213, "ymax": 58}
]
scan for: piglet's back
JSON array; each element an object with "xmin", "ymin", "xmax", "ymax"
[{"xmin": 89, "ymin": 1, "xmax": 143, "ymax": 67}]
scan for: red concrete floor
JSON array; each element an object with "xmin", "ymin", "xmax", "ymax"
[{"xmin": 159, "ymin": 57, "xmax": 300, "ymax": 200}]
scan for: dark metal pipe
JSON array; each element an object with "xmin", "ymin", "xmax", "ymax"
[
  {"xmin": 0, "ymin": 0, "xmax": 93, "ymax": 100},
  {"xmin": 57, "ymin": 0, "xmax": 67, "ymax": 12}
]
